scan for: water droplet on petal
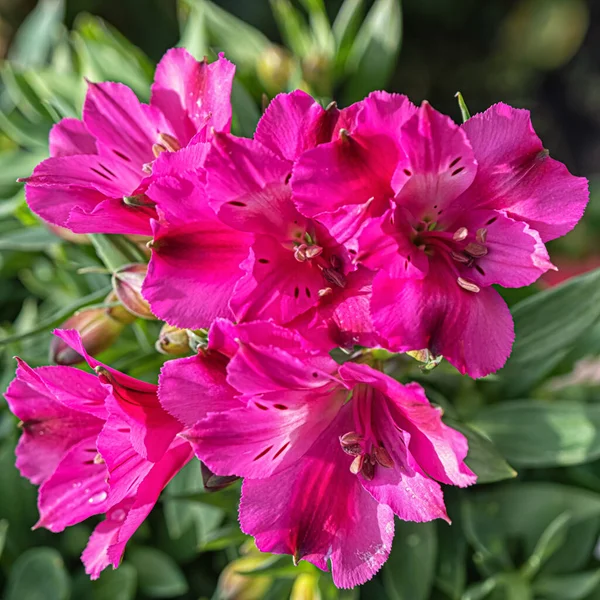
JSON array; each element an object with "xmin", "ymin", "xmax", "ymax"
[
  {"xmin": 111, "ymin": 508, "xmax": 126, "ymax": 522},
  {"xmin": 88, "ymin": 491, "xmax": 108, "ymax": 504}
]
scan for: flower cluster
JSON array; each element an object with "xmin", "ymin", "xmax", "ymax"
[{"xmin": 4, "ymin": 48, "xmax": 588, "ymax": 588}]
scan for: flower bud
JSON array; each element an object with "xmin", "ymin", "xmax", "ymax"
[
  {"xmin": 111, "ymin": 263, "xmax": 155, "ymax": 320},
  {"xmin": 50, "ymin": 308, "xmax": 124, "ymax": 365},
  {"xmin": 256, "ymin": 45, "xmax": 295, "ymax": 94},
  {"xmin": 302, "ymin": 52, "xmax": 332, "ymax": 97},
  {"xmin": 105, "ymin": 291, "xmax": 137, "ymax": 325},
  {"xmin": 45, "ymin": 224, "xmax": 90, "ymax": 245},
  {"xmin": 217, "ymin": 555, "xmax": 273, "ymax": 600},
  {"xmin": 291, "ymin": 573, "xmax": 322, "ymax": 600},
  {"xmin": 155, "ymin": 324, "xmax": 191, "ymax": 356}
]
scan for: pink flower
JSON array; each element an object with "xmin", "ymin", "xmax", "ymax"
[
  {"xmin": 159, "ymin": 319, "xmax": 475, "ymax": 588},
  {"xmin": 3, "ymin": 329, "xmax": 192, "ymax": 578},
  {"xmin": 292, "ymin": 97, "xmax": 589, "ymax": 377},
  {"xmin": 22, "ymin": 49, "xmax": 235, "ymax": 236}
]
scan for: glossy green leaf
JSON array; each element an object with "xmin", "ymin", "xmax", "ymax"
[
  {"xmin": 178, "ymin": 0, "xmax": 208, "ymax": 58},
  {"xmin": 473, "ymin": 401, "xmax": 600, "ymax": 467},
  {"xmin": 383, "ymin": 520, "xmax": 437, "ymax": 600},
  {"xmin": 446, "ymin": 419, "xmax": 517, "ymax": 483},
  {"xmin": 5, "ymin": 547, "xmax": 70, "ymax": 600},
  {"xmin": 127, "ymin": 547, "xmax": 188, "ymax": 598},
  {"xmin": 533, "ymin": 570, "xmax": 600, "ymax": 600},
  {"xmin": 231, "ymin": 79, "xmax": 261, "ymax": 138},
  {"xmin": 270, "ymin": 0, "xmax": 312, "ymax": 57},
  {"xmin": 89, "ymin": 234, "xmax": 135, "ymax": 273},
  {"xmin": 436, "ymin": 518, "xmax": 467, "ymax": 599},
  {"xmin": 298, "ymin": 0, "xmax": 335, "ymax": 54},
  {"xmin": 0, "ymin": 519, "xmax": 8, "ymax": 560},
  {"xmin": 343, "ymin": 0, "xmax": 402, "ymax": 103},
  {"xmin": 498, "ymin": 267, "xmax": 600, "ymax": 396},
  {"xmin": 332, "ymin": 0, "xmax": 365, "ymax": 75},
  {"xmin": 0, "ymin": 226, "xmax": 59, "ymax": 252}
]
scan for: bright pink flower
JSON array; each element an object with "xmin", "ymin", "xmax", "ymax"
[
  {"xmin": 22, "ymin": 49, "xmax": 234, "ymax": 236},
  {"xmin": 159, "ymin": 319, "xmax": 475, "ymax": 588},
  {"xmin": 292, "ymin": 98, "xmax": 589, "ymax": 377},
  {"xmin": 3, "ymin": 329, "xmax": 192, "ymax": 578}
]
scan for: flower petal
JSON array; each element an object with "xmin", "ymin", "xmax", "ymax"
[{"xmin": 49, "ymin": 118, "xmax": 97, "ymax": 157}]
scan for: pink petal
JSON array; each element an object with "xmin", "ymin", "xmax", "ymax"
[
  {"xmin": 371, "ymin": 265, "xmax": 515, "ymax": 378},
  {"xmin": 183, "ymin": 383, "xmax": 345, "ymax": 479},
  {"xmin": 291, "ymin": 92, "xmax": 416, "ymax": 220},
  {"xmin": 49, "ymin": 118, "xmax": 97, "ymax": 157},
  {"xmin": 391, "ymin": 102, "xmax": 477, "ymax": 219},
  {"xmin": 460, "ymin": 103, "xmax": 589, "ymax": 242},
  {"xmin": 255, "ymin": 90, "xmax": 340, "ymax": 161},
  {"xmin": 158, "ymin": 351, "xmax": 239, "ymax": 428},
  {"xmin": 151, "ymin": 49, "xmax": 235, "ymax": 145},
  {"xmin": 453, "ymin": 209, "xmax": 555, "ymax": 288},
  {"xmin": 239, "ymin": 404, "xmax": 394, "ymax": 589},
  {"xmin": 143, "ymin": 215, "xmax": 249, "ymax": 329},
  {"xmin": 5, "ymin": 360, "xmax": 105, "ymax": 484},
  {"xmin": 36, "ymin": 437, "xmax": 108, "ymax": 532},
  {"xmin": 205, "ymin": 134, "xmax": 304, "ymax": 238}
]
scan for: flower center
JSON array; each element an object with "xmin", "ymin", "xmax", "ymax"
[
  {"xmin": 339, "ymin": 384, "xmax": 394, "ymax": 481},
  {"xmin": 293, "ymin": 232, "xmax": 347, "ymax": 293}
]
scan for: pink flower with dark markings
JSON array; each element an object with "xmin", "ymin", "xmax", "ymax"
[
  {"xmin": 292, "ymin": 97, "xmax": 589, "ymax": 377},
  {"xmin": 159, "ymin": 319, "xmax": 475, "ymax": 588},
  {"xmin": 22, "ymin": 49, "xmax": 234, "ymax": 235},
  {"xmin": 3, "ymin": 329, "xmax": 192, "ymax": 578}
]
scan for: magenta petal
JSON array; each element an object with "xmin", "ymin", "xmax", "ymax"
[
  {"xmin": 392, "ymin": 102, "xmax": 477, "ymax": 218},
  {"xmin": 143, "ymin": 217, "xmax": 248, "ymax": 329},
  {"xmin": 255, "ymin": 90, "xmax": 339, "ymax": 160},
  {"xmin": 372, "ymin": 267, "xmax": 515, "ymax": 378},
  {"xmin": 49, "ymin": 118, "xmax": 97, "ymax": 157},
  {"xmin": 83, "ymin": 81, "xmax": 160, "ymax": 168},
  {"xmin": 239, "ymin": 405, "xmax": 394, "ymax": 589},
  {"xmin": 205, "ymin": 135, "xmax": 303, "ymax": 237},
  {"xmin": 151, "ymin": 49, "xmax": 235, "ymax": 145},
  {"xmin": 158, "ymin": 352, "xmax": 239, "ymax": 428},
  {"xmin": 5, "ymin": 360, "xmax": 105, "ymax": 484},
  {"xmin": 36, "ymin": 437, "xmax": 109, "ymax": 532},
  {"xmin": 461, "ymin": 103, "xmax": 589, "ymax": 241}
]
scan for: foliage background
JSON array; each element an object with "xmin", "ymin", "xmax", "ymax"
[{"xmin": 1, "ymin": 0, "xmax": 600, "ymax": 599}]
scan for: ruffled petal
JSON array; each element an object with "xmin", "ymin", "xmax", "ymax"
[{"xmin": 49, "ymin": 118, "xmax": 97, "ymax": 157}]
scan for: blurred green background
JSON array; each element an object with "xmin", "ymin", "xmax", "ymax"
[{"xmin": 1, "ymin": 1, "xmax": 600, "ymax": 599}]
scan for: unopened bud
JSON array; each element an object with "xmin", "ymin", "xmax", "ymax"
[
  {"xmin": 302, "ymin": 52, "xmax": 332, "ymax": 97},
  {"xmin": 46, "ymin": 224, "xmax": 90, "ymax": 245},
  {"xmin": 112, "ymin": 263, "xmax": 155, "ymax": 320},
  {"xmin": 291, "ymin": 573, "xmax": 322, "ymax": 600},
  {"xmin": 217, "ymin": 555, "xmax": 273, "ymax": 600},
  {"xmin": 105, "ymin": 291, "xmax": 136, "ymax": 325},
  {"xmin": 256, "ymin": 45, "xmax": 295, "ymax": 94},
  {"xmin": 155, "ymin": 324, "xmax": 191, "ymax": 356},
  {"xmin": 50, "ymin": 308, "xmax": 124, "ymax": 365}
]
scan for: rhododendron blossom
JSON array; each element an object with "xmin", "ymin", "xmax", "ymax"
[
  {"xmin": 4, "ymin": 329, "xmax": 192, "ymax": 578},
  {"xmin": 22, "ymin": 49, "xmax": 234, "ymax": 235},
  {"xmin": 159, "ymin": 319, "xmax": 475, "ymax": 587},
  {"xmin": 292, "ymin": 96, "xmax": 589, "ymax": 377}
]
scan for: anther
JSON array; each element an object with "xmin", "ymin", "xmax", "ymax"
[
  {"xmin": 457, "ymin": 277, "xmax": 481, "ymax": 293},
  {"xmin": 157, "ymin": 132, "xmax": 181, "ymax": 153},
  {"xmin": 339, "ymin": 128, "xmax": 350, "ymax": 141},
  {"xmin": 453, "ymin": 227, "xmax": 468, "ymax": 242},
  {"xmin": 142, "ymin": 162, "xmax": 153, "ymax": 174},
  {"xmin": 152, "ymin": 143, "xmax": 167, "ymax": 158},
  {"xmin": 372, "ymin": 446, "xmax": 394, "ymax": 468},
  {"xmin": 322, "ymin": 268, "xmax": 346, "ymax": 288},
  {"xmin": 451, "ymin": 251, "xmax": 471, "ymax": 264},
  {"xmin": 93, "ymin": 453, "xmax": 105, "ymax": 465},
  {"xmin": 361, "ymin": 457, "xmax": 375, "ymax": 481},
  {"xmin": 294, "ymin": 244, "xmax": 308, "ymax": 262},
  {"xmin": 464, "ymin": 243, "xmax": 488, "ymax": 258},
  {"xmin": 340, "ymin": 432, "xmax": 364, "ymax": 445},
  {"xmin": 476, "ymin": 228, "xmax": 488, "ymax": 244},
  {"xmin": 305, "ymin": 245, "xmax": 323, "ymax": 259},
  {"xmin": 318, "ymin": 287, "xmax": 333, "ymax": 298},
  {"xmin": 350, "ymin": 454, "xmax": 364, "ymax": 475},
  {"xmin": 123, "ymin": 194, "xmax": 155, "ymax": 208}
]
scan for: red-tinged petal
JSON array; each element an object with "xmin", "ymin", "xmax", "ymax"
[
  {"xmin": 454, "ymin": 210, "xmax": 555, "ymax": 288},
  {"xmin": 83, "ymin": 81, "xmax": 162, "ymax": 169},
  {"xmin": 340, "ymin": 363, "xmax": 476, "ymax": 488},
  {"xmin": 392, "ymin": 102, "xmax": 477, "ymax": 220},
  {"xmin": 239, "ymin": 404, "xmax": 394, "ymax": 589},
  {"xmin": 291, "ymin": 92, "xmax": 416, "ymax": 220},
  {"xmin": 256, "ymin": 90, "xmax": 340, "ymax": 161},
  {"xmin": 230, "ymin": 236, "xmax": 327, "ymax": 324},
  {"xmin": 82, "ymin": 499, "xmax": 133, "ymax": 579},
  {"xmin": 371, "ymin": 267, "xmax": 515, "ymax": 378},
  {"xmin": 143, "ymin": 215, "xmax": 249, "ymax": 330},
  {"xmin": 184, "ymin": 383, "xmax": 345, "ymax": 479},
  {"xmin": 149, "ymin": 142, "xmax": 209, "ymax": 181},
  {"xmin": 460, "ymin": 103, "xmax": 589, "ymax": 242},
  {"xmin": 5, "ymin": 360, "xmax": 105, "ymax": 484},
  {"xmin": 36, "ymin": 437, "xmax": 109, "ymax": 532},
  {"xmin": 158, "ymin": 351, "xmax": 239, "ymax": 428},
  {"xmin": 49, "ymin": 118, "xmax": 97, "ymax": 157},
  {"xmin": 151, "ymin": 49, "xmax": 235, "ymax": 144},
  {"xmin": 206, "ymin": 135, "xmax": 304, "ymax": 238}
]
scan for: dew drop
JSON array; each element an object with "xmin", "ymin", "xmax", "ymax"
[{"xmin": 88, "ymin": 491, "xmax": 108, "ymax": 504}]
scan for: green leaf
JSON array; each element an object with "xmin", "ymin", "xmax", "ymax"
[
  {"xmin": 498, "ymin": 267, "xmax": 600, "ymax": 396},
  {"xmin": 332, "ymin": 0, "xmax": 365, "ymax": 75},
  {"xmin": 532, "ymin": 570, "xmax": 600, "ymax": 600},
  {"xmin": 343, "ymin": 0, "xmax": 402, "ymax": 103},
  {"xmin": 203, "ymin": 0, "xmax": 270, "ymax": 74},
  {"xmin": 8, "ymin": 0, "xmax": 65, "ymax": 68},
  {"xmin": 298, "ymin": 0, "xmax": 335, "ymax": 54},
  {"xmin": 237, "ymin": 554, "xmax": 315, "ymax": 578},
  {"xmin": 91, "ymin": 564, "xmax": 137, "ymax": 600},
  {"xmin": 0, "ymin": 226, "xmax": 60, "ymax": 252},
  {"xmin": 270, "ymin": 0, "xmax": 312, "ymax": 57},
  {"xmin": 89, "ymin": 234, "xmax": 135, "ymax": 273},
  {"xmin": 5, "ymin": 547, "xmax": 70, "ymax": 600},
  {"xmin": 231, "ymin": 80, "xmax": 261, "ymax": 138},
  {"xmin": 436, "ymin": 519, "xmax": 467, "ymax": 599},
  {"xmin": 0, "ymin": 150, "xmax": 48, "ymax": 200},
  {"xmin": 127, "ymin": 547, "xmax": 189, "ymax": 598},
  {"xmin": 383, "ymin": 520, "xmax": 437, "ymax": 600},
  {"xmin": 473, "ymin": 401, "xmax": 600, "ymax": 467},
  {"xmin": 446, "ymin": 419, "xmax": 517, "ymax": 483},
  {"xmin": 178, "ymin": 0, "xmax": 208, "ymax": 58},
  {"xmin": 0, "ymin": 519, "xmax": 8, "ymax": 560},
  {"xmin": 455, "ymin": 91, "xmax": 471, "ymax": 122}
]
